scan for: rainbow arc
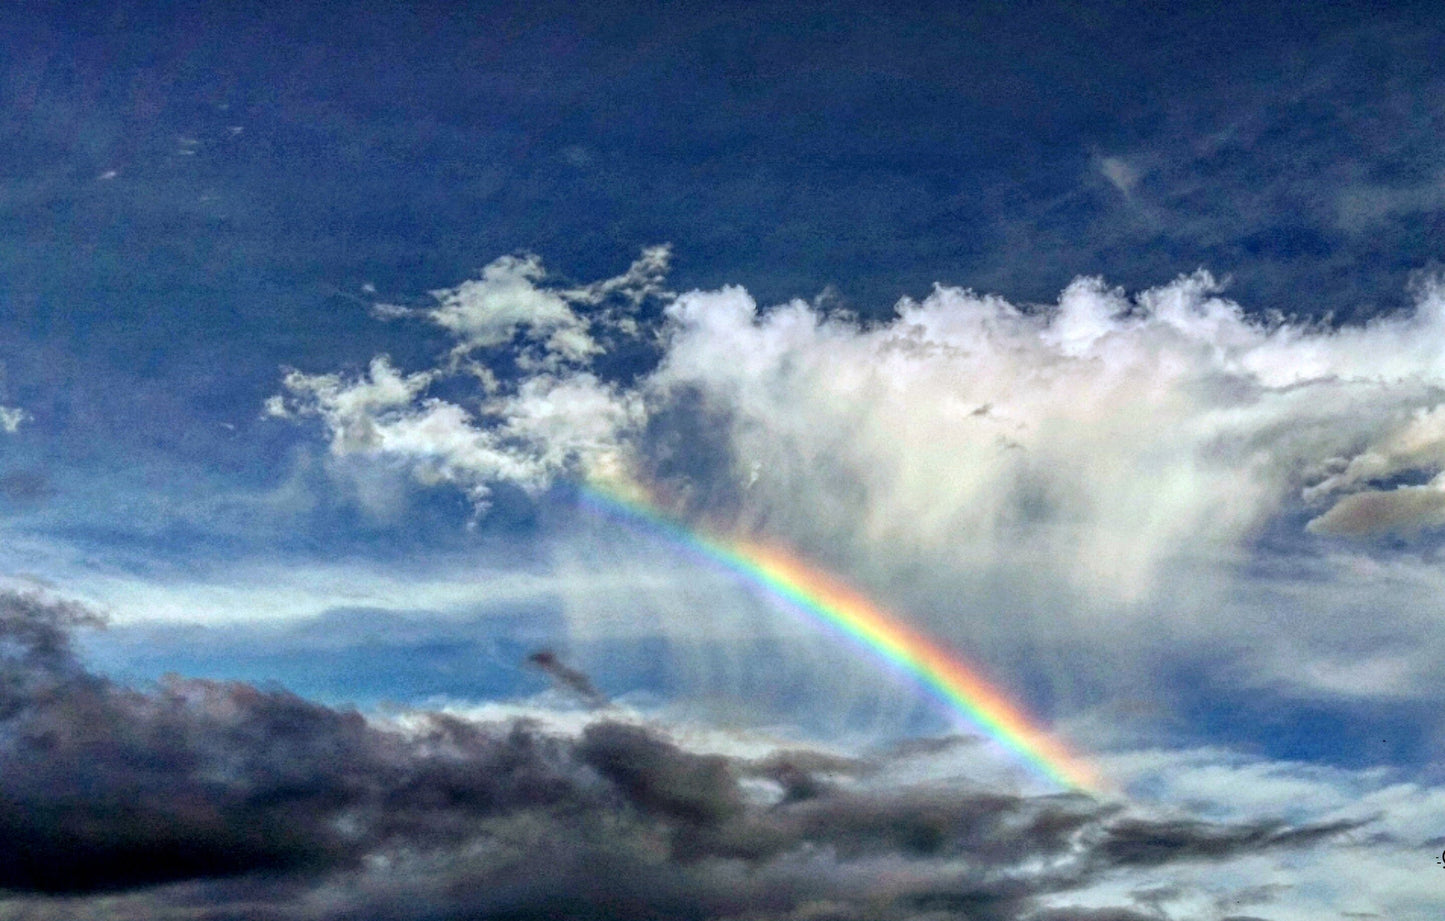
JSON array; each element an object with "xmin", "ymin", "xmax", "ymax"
[{"xmin": 577, "ymin": 482, "xmax": 1098, "ymax": 792}]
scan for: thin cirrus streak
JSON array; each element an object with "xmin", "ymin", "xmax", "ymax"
[{"xmin": 575, "ymin": 480, "xmax": 1100, "ymax": 793}]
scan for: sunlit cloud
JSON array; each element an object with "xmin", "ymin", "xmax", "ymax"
[{"xmin": 262, "ymin": 254, "xmax": 1445, "ymax": 724}]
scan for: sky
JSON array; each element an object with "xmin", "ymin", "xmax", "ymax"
[{"xmin": 3, "ymin": 1, "xmax": 1445, "ymax": 918}]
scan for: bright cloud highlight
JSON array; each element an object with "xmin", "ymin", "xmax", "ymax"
[
  {"xmin": 265, "ymin": 251, "xmax": 1445, "ymax": 730},
  {"xmin": 272, "ymin": 253, "xmax": 1445, "ymax": 592}
]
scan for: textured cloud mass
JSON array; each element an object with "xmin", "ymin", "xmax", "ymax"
[
  {"xmin": 5, "ymin": 591, "xmax": 1429, "ymax": 921},
  {"xmin": 270, "ymin": 251, "xmax": 1445, "ymax": 714},
  {"xmin": 257, "ymin": 250, "xmax": 1445, "ymax": 782},
  {"xmin": 275, "ymin": 254, "xmax": 1445, "ymax": 570},
  {"xmin": 270, "ymin": 250, "xmax": 665, "ymax": 508}
]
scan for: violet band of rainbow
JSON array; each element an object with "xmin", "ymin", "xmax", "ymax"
[{"xmin": 576, "ymin": 482, "xmax": 1099, "ymax": 793}]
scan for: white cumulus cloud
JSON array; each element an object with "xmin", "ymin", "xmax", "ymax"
[
  {"xmin": 0, "ymin": 405, "xmax": 28, "ymax": 433},
  {"xmin": 268, "ymin": 251, "xmax": 1445, "ymax": 709}
]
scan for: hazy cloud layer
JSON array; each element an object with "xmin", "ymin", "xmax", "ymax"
[{"xmin": 0, "ymin": 592, "xmax": 1415, "ymax": 920}]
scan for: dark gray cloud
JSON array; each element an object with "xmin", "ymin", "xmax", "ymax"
[
  {"xmin": 1094, "ymin": 816, "xmax": 1365, "ymax": 868},
  {"xmin": 0, "ymin": 592, "xmax": 1361, "ymax": 919},
  {"xmin": 1027, "ymin": 910, "xmax": 1160, "ymax": 921},
  {"xmin": 527, "ymin": 648, "xmax": 609, "ymax": 708}
]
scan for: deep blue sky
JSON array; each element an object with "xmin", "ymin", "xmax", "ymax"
[
  {"xmin": 5, "ymin": 0, "xmax": 1444, "ymax": 478},
  {"xmin": 11, "ymin": 8, "xmax": 1445, "ymax": 916},
  {"xmin": 4, "ymin": 1, "xmax": 1445, "ymax": 762}
]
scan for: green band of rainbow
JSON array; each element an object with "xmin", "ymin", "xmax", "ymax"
[{"xmin": 577, "ymin": 482, "xmax": 1099, "ymax": 792}]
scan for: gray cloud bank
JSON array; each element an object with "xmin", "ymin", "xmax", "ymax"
[{"xmin": 0, "ymin": 592, "xmax": 1364, "ymax": 920}]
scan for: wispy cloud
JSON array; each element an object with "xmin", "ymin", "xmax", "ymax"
[
  {"xmin": 0, "ymin": 405, "xmax": 28, "ymax": 433},
  {"xmin": 1096, "ymin": 155, "xmax": 1141, "ymax": 197}
]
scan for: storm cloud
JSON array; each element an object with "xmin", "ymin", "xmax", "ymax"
[{"xmin": 0, "ymin": 591, "xmax": 1363, "ymax": 919}]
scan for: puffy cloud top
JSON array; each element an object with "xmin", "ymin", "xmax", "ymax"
[
  {"xmin": 267, "ymin": 251, "xmax": 1445, "ymax": 716},
  {"xmin": 274, "ymin": 254, "xmax": 1445, "ymax": 595}
]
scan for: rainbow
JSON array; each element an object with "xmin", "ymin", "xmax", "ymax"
[{"xmin": 576, "ymin": 482, "xmax": 1099, "ymax": 792}]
